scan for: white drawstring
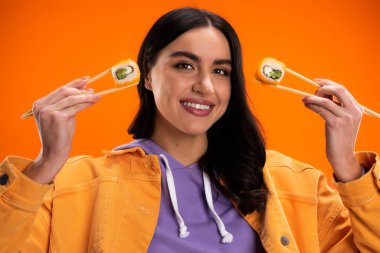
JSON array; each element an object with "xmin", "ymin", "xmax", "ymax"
[
  {"xmin": 203, "ymin": 171, "xmax": 234, "ymax": 244},
  {"xmin": 160, "ymin": 154, "xmax": 190, "ymax": 238},
  {"xmin": 159, "ymin": 154, "xmax": 233, "ymax": 243}
]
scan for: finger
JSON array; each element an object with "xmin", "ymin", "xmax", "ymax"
[
  {"xmin": 48, "ymin": 93, "xmax": 100, "ymax": 112},
  {"xmin": 304, "ymin": 102, "xmax": 336, "ymax": 122},
  {"xmin": 40, "ymin": 76, "xmax": 91, "ymax": 105},
  {"xmin": 65, "ymin": 76, "xmax": 90, "ymax": 89},
  {"xmin": 314, "ymin": 79, "xmax": 361, "ymax": 110},
  {"xmin": 314, "ymin": 88, "xmax": 334, "ymax": 101},
  {"xmin": 59, "ymin": 101, "xmax": 98, "ymax": 118},
  {"xmin": 33, "ymin": 77, "xmax": 91, "ymax": 107},
  {"xmin": 315, "ymin": 82, "xmax": 351, "ymax": 108},
  {"xmin": 38, "ymin": 101, "xmax": 98, "ymax": 126},
  {"xmin": 33, "ymin": 87, "xmax": 94, "ymax": 115},
  {"xmin": 42, "ymin": 86, "xmax": 90, "ymax": 105},
  {"xmin": 315, "ymin": 85, "xmax": 363, "ymax": 114},
  {"xmin": 302, "ymin": 95, "xmax": 345, "ymax": 117},
  {"xmin": 313, "ymin": 91, "xmax": 340, "ymax": 106}
]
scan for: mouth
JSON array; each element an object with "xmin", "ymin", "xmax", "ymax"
[
  {"xmin": 180, "ymin": 99, "xmax": 215, "ymax": 117},
  {"xmin": 181, "ymin": 101, "xmax": 211, "ymax": 110}
]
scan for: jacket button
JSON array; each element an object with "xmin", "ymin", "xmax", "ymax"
[
  {"xmin": 281, "ymin": 236, "xmax": 289, "ymax": 246},
  {"xmin": 257, "ymin": 202, "xmax": 265, "ymax": 212},
  {"xmin": 0, "ymin": 174, "xmax": 9, "ymax": 185}
]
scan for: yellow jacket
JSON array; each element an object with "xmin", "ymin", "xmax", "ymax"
[{"xmin": 0, "ymin": 147, "xmax": 379, "ymax": 252}]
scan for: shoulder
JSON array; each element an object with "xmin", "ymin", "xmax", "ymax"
[
  {"xmin": 54, "ymin": 147, "xmax": 160, "ymax": 187},
  {"xmin": 265, "ymin": 150, "xmax": 326, "ymax": 196},
  {"xmin": 265, "ymin": 150, "xmax": 321, "ymax": 176},
  {"xmin": 266, "ymin": 150, "xmax": 315, "ymax": 172}
]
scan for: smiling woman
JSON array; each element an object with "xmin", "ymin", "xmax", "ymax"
[{"xmin": 0, "ymin": 7, "xmax": 380, "ymax": 253}]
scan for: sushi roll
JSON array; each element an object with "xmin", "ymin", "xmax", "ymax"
[
  {"xmin": 111, "ymin": 59, "xmax": 140, "ymax": 87},
  {"xmin": 255, "ymin": 58, "xmax": 286, "ymax": 84}
]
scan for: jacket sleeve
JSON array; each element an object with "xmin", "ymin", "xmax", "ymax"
[
  {"xmin": 0, "ymin": 156, "xmax": 53, "ymax": 253},
  {"xmin": 319, "ymin": 152, "xmax": 380, "ymax": 252}
]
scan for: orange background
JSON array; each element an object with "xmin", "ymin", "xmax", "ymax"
[{"xmin": 1, "ymin": 0, "xmax": 379, "ymax": 177}]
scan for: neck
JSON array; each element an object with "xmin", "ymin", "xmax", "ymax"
[{"xmin": 151, "ymin": 115, "xmax": 208, "ymax": 167}]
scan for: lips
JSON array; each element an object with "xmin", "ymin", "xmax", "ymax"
[{"xmin": 180, "ymin": 99, "xmax": 215, "ymax": 117}]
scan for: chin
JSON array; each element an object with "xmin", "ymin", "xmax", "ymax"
[{"xmin": 179, "ymin": 124, "xmax": 211, "ymax": 136}]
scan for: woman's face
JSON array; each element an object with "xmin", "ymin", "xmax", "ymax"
[{"xmin": 146, "ymin": 27, "xmax": 232, "ymax": 137}]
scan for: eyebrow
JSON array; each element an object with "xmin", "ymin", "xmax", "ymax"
[{"xmin": 169, "ymin": 51, "xmax": 231, "ymax": 66}]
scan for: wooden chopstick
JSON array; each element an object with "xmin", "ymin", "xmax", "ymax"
[{"xmin": 285, "ymin": 68, "xmax": 321, "ymax": 88}]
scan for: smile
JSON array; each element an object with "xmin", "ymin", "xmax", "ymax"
[
  {"xmin": 180, "ymin": 100, "xmax": 215, "ymax": 117},
  {"xmin": 181, "ymin": 102, "xmax": 211, "ymax": 110}
]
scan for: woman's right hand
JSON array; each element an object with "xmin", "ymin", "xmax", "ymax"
[{"xmin": 23, "ymin": 77, "xmax": 100, "ymax": 184}]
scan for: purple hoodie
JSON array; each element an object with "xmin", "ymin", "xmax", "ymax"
[{"xmin": 115, "ymin": 139, "xmax": 265, "ymax": 252}]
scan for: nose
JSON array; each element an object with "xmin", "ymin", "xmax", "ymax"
[{"xmin": 192, "ymin": 71, "xmax": 214, "ymax": 95}]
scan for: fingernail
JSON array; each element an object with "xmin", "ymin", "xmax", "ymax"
[{"xmin": 81, "ymin": 76, "xmax": 90, "ymax": 80}]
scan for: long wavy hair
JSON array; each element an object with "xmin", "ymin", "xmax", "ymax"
[{"xmin": 128, "ymin": 7, "xmax": 267, "ymax": 215}]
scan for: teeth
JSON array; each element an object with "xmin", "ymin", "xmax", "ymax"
[{"xmin": 182, "ymin": 102, "xmax": 211, "ymax": 110}]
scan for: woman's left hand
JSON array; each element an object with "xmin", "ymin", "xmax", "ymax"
[{"xmin": 302, "ymin": 79, "xmax": 363, "ymax": 183}]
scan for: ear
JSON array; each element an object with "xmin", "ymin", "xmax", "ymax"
[{"xmin": 144, "ymin": 72, "xmax": 153, "ymax": 91}]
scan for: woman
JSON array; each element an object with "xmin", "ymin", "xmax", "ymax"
[{"xmin": 0, "ymin": 7, "xmax": 379, "ymax": 252}]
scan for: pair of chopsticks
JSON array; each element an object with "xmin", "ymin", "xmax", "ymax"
[
  {"xmin": 21, "ymin": 67, "xmax": 138, "ymax": 119},
  {"xmin": 265, "ymin": 67, "xmax": 380, "ymax": 118}
]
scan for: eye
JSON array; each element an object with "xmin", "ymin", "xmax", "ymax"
[
  {"xmin": 213, "ymin": 68, "xmax": 230, "ymax": 76},
  {"xmin": 175, "ymin": 62, "xmax": 193, "ymax": 70}
]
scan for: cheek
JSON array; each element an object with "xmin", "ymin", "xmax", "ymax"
[
  {"xmin": 150, "ymin": 76, "xmax": 170, "ymax": 101},
  {"xmin": 151, "ymin": 76, "xmax": 181, "ymax": 111},
  {"xmin": 154, "ymin": 74, "xmax": 192, "ymax": 102}
]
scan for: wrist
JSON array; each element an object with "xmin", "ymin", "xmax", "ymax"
[
  {"xmin": 332, "ymin": 156, "xmax": 362, "ymax": 183},
  {"xmin": 23, "ymin": 155, "xmax": 65, "ymax": 184}
]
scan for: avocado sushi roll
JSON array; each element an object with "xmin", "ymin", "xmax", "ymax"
[
  {"xmin": 111, "ymin": 59, "xmax": 140, "ymax": 87},
  {"xmin": 255, "ymin": 58, "xmax": 286, "ymax": 84}
]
